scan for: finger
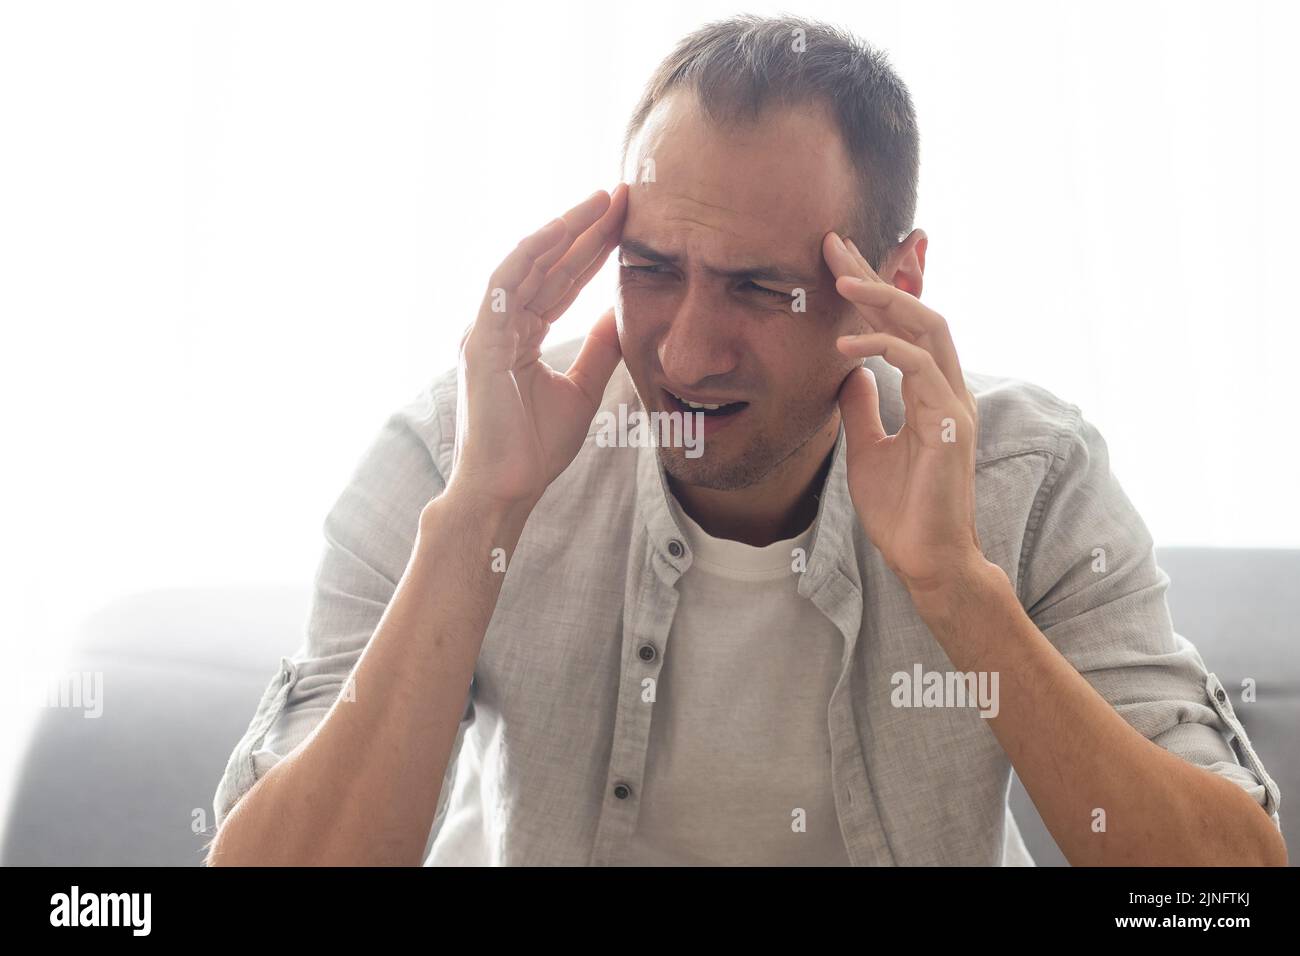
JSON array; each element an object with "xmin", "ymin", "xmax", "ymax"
[
  {"xmin": 539, "ymin": 230, "xmax": 620, "ymax": 324},
  {"xmin": 516, "ymin": 188, "xmax": 615, "ymax": 300},
  {"xmin": 494, "ymin": 188, "xmax": 609, "ymax": 309},
  {"xmin": 823, "ymin": 230, "xmax": 886, "ymax": 336},
  {"xmin": 464, "ymin": 217, "xmax": 568, "ymax": 369},
  {"xmin": 524, "ymin": 191, "xmax": 625, "ymax": 352},
  {"xmin": 533, "ymin": 188, "xmax": 613, "ymax": 267},
  {"xmin": 824, "ymin": 229, "xmax": 964, "ymax": 385},
  {"xmin": 840, "ymin": 237, "xmax": 886, "ymax": 337},
  {"xmin": 833, "ymin": 273, "xmax": 923, "ymax": 334},
  {"xmin": 833, "ymin": 275, "xmax": 967, "ymax": 403},
  {"xmin": 505, "ymin": 195, "xmax": 604, "ymax": 310},
  {"xmin": 529, "ymin": 183, "xmax": 628, "ymax": 317},
  {"xmin": 520, "ymin": 222, "xmax": 621, "ymax": 361},
  {"xmin": 823, "ymin": 231, "xmax": 923, "ymax": 338},
  {"xmin": 822, "ymin": 230, "xmax": 878, "ymax": 284},
  {"xmin": 837, "ymin": 365, "xmax": 887, "ymax": 446},
  {"xmin": 482, "ymin": 216, "xmax": 569, "ymax": 318},
  {"xmin": 514, "ymin": 308, "xmax": 548, "ymax": 368},
  {"xmin": 564, "ymin": 307, "xmax": 623, "ymax": 406},
  {"xmin": 837, "ymin": 332, "xmax": 957, "ymax": 414},
  {"xmin": 842, "ymin": 237, "xmax": 883, "ymax": 281}
]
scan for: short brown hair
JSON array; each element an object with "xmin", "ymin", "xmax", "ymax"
[{"xmin": 621, "ymin": 14, "xmax": 920, "ymax": 273}]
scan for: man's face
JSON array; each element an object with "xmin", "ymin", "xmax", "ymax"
[{"xmin": 616, "ymin": 90, "xmax": 867, "ymax": 490}]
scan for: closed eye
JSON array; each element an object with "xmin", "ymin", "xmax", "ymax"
[
  {"xmin": 742, "ymin": 281, "xmax": 789, "ymax": 300},
  {"xmin": 621, "ymin": 264, "xmax": 789, "ymax": 301}
]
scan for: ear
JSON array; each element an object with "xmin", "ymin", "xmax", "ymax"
[{"xmin": 884, "ymin": 228, "xmax": 927, "ymax": 298}]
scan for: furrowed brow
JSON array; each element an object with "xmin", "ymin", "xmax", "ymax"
[
  {"xmin": 708, "ymin": 262, "xmax": 812, "ymax": 286},
  {"xmin": 618, "ymin": 238, "xmax": 680, "ymax": 266},
  {"xmin": 618, "ymin": 237, "xmax": 814, "ymax": 287}
]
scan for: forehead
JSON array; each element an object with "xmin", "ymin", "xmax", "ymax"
[{"xmin": 622, "ymin": 90, "xmax": 859, "ymax": 265}]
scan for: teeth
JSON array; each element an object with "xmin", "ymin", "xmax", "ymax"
[{"xmin": 670, "ymin": 391, "xmax": 725, "ymax": 410}]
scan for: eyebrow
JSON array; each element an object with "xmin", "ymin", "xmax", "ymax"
[{"xmin": 618, "ymin": 237, "xmax": 816, "ymax": 287}]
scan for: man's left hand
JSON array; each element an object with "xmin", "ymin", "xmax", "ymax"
[{"xmin": 821, "ymin": 231, "xmax": 990, "ymax": 601}]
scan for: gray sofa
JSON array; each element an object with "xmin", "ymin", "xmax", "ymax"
[{"xmin": 2, "ymin": 549, "xmax": 1294, "ymax": 866}]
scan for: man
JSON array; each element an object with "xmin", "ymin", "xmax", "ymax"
[{"xmin": 206, "ymin": 15, "xmax": 1284, "ymax": 866}]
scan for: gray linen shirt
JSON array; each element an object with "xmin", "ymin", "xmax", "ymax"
[{"xmin": 213, "ymin": 337, "xmax": 1281, "ymax": 865}]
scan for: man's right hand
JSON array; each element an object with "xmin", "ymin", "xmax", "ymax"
[
  {"xmin": 208, "ymin": 186, "xmax": 630, "ymax": 867},
  {"xmin": 448, "ymin": 184, "xmax": 629, "ymax": 512}
]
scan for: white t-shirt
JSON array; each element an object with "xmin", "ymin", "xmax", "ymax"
[{"xmin": 621, "ymin": 493, "xmax": 851, "ymax": 866}]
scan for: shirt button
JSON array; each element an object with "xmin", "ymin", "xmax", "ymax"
[
  {"xmin": 667, "ymin": 539, "xmax": 684, "ymax": 558},
  {"xmin": 613, "ymin": 783, "xmax": 632, "ymax": 800},
  {"xmin": 638, "ymin": 643, "xmax": 657, "ymax": 662},
  {"xmin": 1215, "ymin": 688, "xmax": 1227, "ymax": 703}
]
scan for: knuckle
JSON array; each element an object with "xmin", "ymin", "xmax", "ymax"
[
  {"xmin": 514, "ymin": 231, "xmax": 543, "ymax": 254},
  {"xmin": 920, "ymin": 308, "xmax": 947, "ymax": 331}
]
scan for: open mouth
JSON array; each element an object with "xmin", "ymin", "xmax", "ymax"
[{"xmin": 662, "ymin": 388, "xmax": 749, "ymax": 418}]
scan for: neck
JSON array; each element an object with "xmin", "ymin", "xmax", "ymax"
[{"xmin": 667, "ymin": 412, "xmax": 841, "ymax": 546}]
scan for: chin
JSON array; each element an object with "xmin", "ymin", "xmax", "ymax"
[
  {"xmin": 658, "ymin": 401, "xmax": 840, "ymax": 493},
  {"xmin": 657, "ymin": 442, "xmax": 777, "ymax": 492}
]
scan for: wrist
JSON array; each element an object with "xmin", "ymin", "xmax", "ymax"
[
  {"xmin": 906, "ymin": 555, "xmax": 1014, "ymax": 631},
  {"xmin": 420, "ymin": 481, "xmax": 537, "ymax": 554}
]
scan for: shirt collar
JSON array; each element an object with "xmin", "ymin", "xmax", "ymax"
[{"xmin": 634, "ymin": 415, "xmax": 864, "ymax": 595}]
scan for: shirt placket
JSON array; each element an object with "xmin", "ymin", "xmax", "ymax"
[
  {"xmin": 797, "ymin": 426, "xmax": 898, "ymax": 866},
  {"xmin": 588, "ymin": 519, "xmax": 688, "ymax": 865},
  {"xmin": 800, "ymin": 563, "xmax": 897, "ymax": 866}
]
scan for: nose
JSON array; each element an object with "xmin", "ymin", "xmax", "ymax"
[{"xmin": 657, "ymin": 285, "xmax": 740, "ymax": 389}]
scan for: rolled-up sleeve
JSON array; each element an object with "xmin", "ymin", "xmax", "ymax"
[
  {"xmin": 1016, "ymin": 408, "xmax": 1281, "ymax": 828},
  {"xmin": 211, "ymin": 380, "xmax": 475, "ymax": 857}
]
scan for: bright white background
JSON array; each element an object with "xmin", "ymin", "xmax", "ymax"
[{"xmin": 2, "ymin": 0, "xmax": 1298, "ymax": 815}]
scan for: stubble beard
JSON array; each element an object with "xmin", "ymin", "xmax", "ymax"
[{"xmin": 655, "ymin": 400, "xmax": 838, "ymax": 492}]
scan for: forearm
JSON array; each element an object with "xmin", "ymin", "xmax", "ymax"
[
  {"xmin": 207, "ymin": 485, "xmax": 531, "ymax": 866},
  {"xmin": 912, "ymin": 560, "xmax": 1287, "ymax": 867}
]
